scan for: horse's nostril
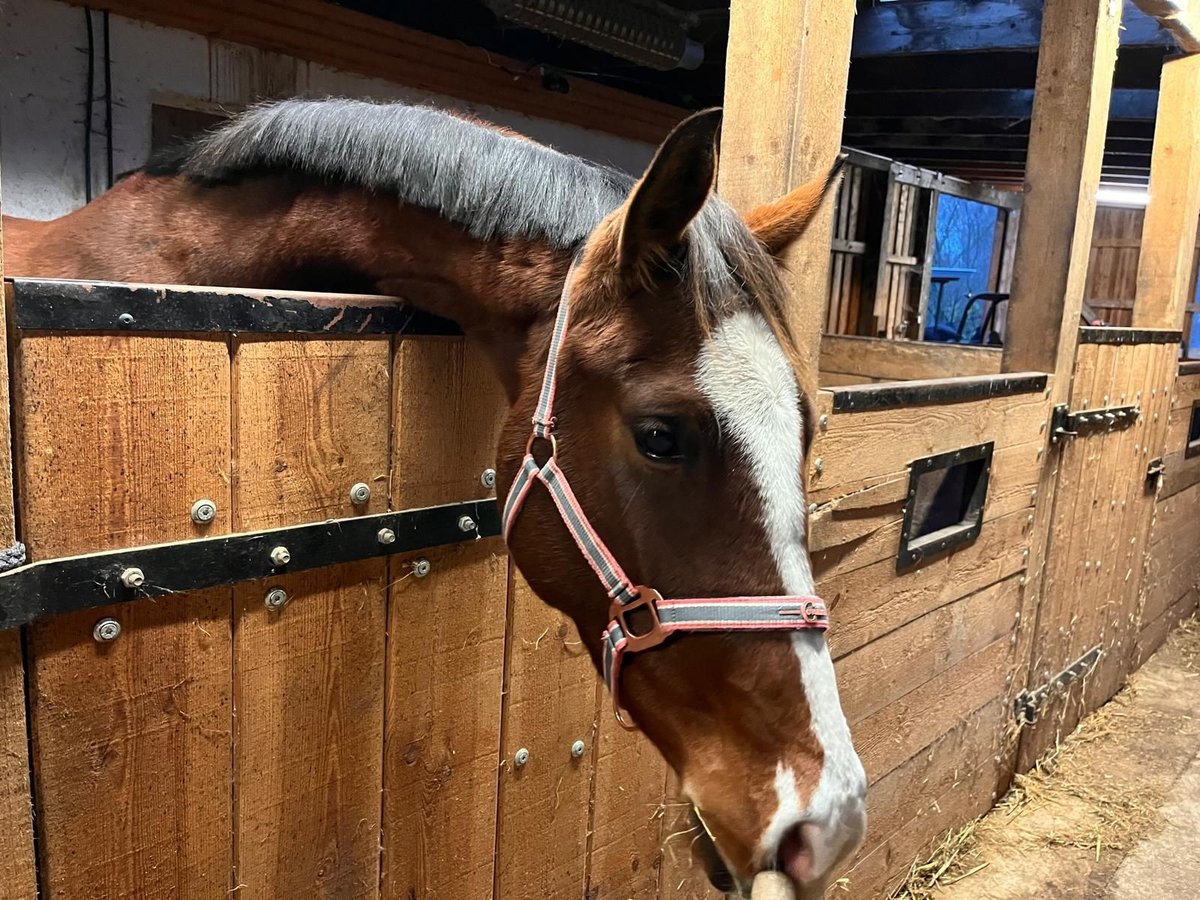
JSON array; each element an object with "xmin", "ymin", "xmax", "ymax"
[{"xmin": 777, "ymin": 823, "xmax": 817, "ymax": 886}]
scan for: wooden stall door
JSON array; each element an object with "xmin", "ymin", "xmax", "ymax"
[{"xmin": 1019, "ymin": 332, "xmax": 1178, "ymax": 767}]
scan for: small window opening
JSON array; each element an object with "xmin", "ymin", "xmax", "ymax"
[
  {"xmin": 1186, "ymin": 399, "xmax": 1200, "ymax": 459},
  {"xmin": 898, "ymin": 442, "xmax": 993, "ymax": 571}
]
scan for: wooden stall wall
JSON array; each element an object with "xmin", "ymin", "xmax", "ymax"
[
  {"xmin": 4, "ymin": 307, "xmax": 685, "ymax": 900},
  {"xmin": 1137, "ymin": 362, "xmax": 1200, "ymax": 662},
  {"xmin": 1018, "ymin": 332, "xmax": 1180, "ymax": 768},
  {"xmin": 1086, "ymin": 206, "xmax": 1200, "ymax": 331},
  {"xmin": 806, "ymin": 375, "xmax": 1052, "ymax": 898}
]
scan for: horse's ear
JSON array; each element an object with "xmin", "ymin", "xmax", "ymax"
[
  {"xmin": 617, "ymin": 108, "xmax": 722, "ymax": 275},
  {"xmin": 744, "ymin": 157, "xmax": 845, "ymax": 257}
]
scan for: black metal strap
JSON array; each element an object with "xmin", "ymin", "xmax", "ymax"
[
  {"xmin": 7, "ymin": 277, "xmax": 461, "ymax": 336},
  {"xmin": 0, "ymin": 499, "xmax": 498, "ymax": 630}
]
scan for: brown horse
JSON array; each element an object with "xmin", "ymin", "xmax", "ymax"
[{"xmin": 4, "ymin": 99, "xmax": 866, "ymax": 897}]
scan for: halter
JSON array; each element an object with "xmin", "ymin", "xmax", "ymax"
[{"xmin": 502, "ymin": 258, "xmax": 830, "ymax": 729}]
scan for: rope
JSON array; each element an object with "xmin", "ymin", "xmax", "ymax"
[{"xmin": 0, "ymin": 542, "xmax": 27, "ymax": 572}]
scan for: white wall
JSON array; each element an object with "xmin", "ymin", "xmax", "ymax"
[{"xmin": 0, "ymin": 0, "xmax": 655, "ymax": 220}]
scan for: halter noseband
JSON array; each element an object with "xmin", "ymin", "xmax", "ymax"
[{"xmin": 502, "ymin": 258, "xmax": 830, "ymax": 730}]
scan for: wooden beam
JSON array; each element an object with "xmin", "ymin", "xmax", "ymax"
[
  {"xmin": 853, "ymin": 0, "xmax": 1174, "ymax": 57},
  {"xmin": 1133, "ymin": 54, "xmax": 1200, "ymax": 328},
  {"xmin": 1131, "ymin": 0, "xmax": 1200, "ymax": 53},
  {"xmin": 717, "ymin": 0, "xmax": 857, "ymax": 383},
  {"xmin": 1001, "ymin": 0, "xmax": 1123, "ymax": 393},
  {"xmin": 65, "ymin": 0, "xmax": 683, "ymax": 144},
  {"xmin": 0, "ymin": 138, "xmax": 38, "ymax": 900}
]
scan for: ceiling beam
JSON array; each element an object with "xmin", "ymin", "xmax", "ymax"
[
  {"xmin": 853, "ymin": 0, "xmax": 1175, "ymax": 57},
  {"xmin": 845, "ymin": 89, "xmax": 1158, "ymax": 120}
]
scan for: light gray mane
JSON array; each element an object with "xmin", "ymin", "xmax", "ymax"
[{"xmin": 178, "ymin": 98, "xmax": 788, "ymax": 326}]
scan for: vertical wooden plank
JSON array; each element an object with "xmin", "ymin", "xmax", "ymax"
[
  {"xmin": 0, "ymin": 190, "xmax": 38, "ymax": 900},
  {"xmin": 872, "ymin": 171, "xmax": 900, "ymax": 332},
  {"xmin": 586, "ymin": 687, "xmax": 668, "ymax": 899},
  {"xmin": 657, "ymin": 772, "xmax": 721, "ymax": 900},
  {"xmin": 718, "ymin": 0, "xmax": 857, "ymax": 380},
  {"xmin": 381, "ymin": 338, "xmax": 508, "ymax": 900},
  {"xmin": 494, "ymin": 574, "xmax": 596, "ymax": 900},
  {"xmin": 1133, "ymin": 53, "xmax": 1200, "ymax": 330},
  {"xmin": 18, "ymin": 334, "xmax": 233, "ymax": 898},
  {"xmin": 917, "ymin": 190, "xmax": 940, "ymax": 338},
  {"xmin": 1001, "ymin": 0, "xmax": 1121, "ymax": 402},
  {"xmin": 232, "ymin": 337, "xmax": 390, "ymax": 900}
]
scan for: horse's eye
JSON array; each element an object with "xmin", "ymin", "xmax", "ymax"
[{"xmin": 634, "ymin": 419, "xmax": 684, "ymax": 462}]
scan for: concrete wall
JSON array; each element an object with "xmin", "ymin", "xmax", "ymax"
[{"xmin": 0, "ymin": 0, "xmax": 655, "ymax": 220}]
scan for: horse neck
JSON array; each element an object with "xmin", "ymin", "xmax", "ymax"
[{"xmin": 11, "ymin": 173, "xmax": 574, "ymax": 398}]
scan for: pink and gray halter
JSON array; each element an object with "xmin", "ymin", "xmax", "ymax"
[{"xmin": 502, "ymin": 257, "xmax": 830, "ymax": 729}]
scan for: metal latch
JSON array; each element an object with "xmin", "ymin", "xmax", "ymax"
[
  {"xmin": 1050, "ymin": 403, "xmax": 1139, "ymax": 444},
  {"xmin": 1013, "ymin": 645, "xmax": 1103, "ymax": 726},
  {"xmin": 1147, "ymin": 456, "xmax": 1166, "ymax": 488}
]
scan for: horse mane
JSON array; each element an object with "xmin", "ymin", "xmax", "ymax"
[{"xmin": 147, "ymin": 98, "xmax": 796, "ymax": 353}]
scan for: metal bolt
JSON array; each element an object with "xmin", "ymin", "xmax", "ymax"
[
  {"xmin": 819, "ymin": 415, "xmax": 829, "ymax": 432},
  {"xmin": 412, "ymin": 558, "xmax": 432, "ymax": 578},
  {"xmin": 514, "ymin": 747, "xmax": 530, "ymax": 767},
  {"xmin": 481, "ymin": 468, "xmax": 497, "ymax": 489},
  {"xmin": 808, "ymin": 502, "xmax": 818, "ymax": 515},
  {"xmin": 120, "ymin": 567, "xmax": 145, "ymax": 589},
  {"xmin": 1027, "ymin": 513, "xmax": 1035, "ymax": 526},
  {"xmin": 264, "ymin": 588, "xmax": 289, "ymax": 610},
  {"xmin": 117, "ymin": 313, "xmax": 135, "ymax": 328},
  {"xmin": 1019, "ymin": 576, "xmax": 1027, "ymax": 586},
  {"xmin": 93, "ymin": 617, "xmax": 121, "ymax": 642},
  {"xmin": 191, "ymin": 499, "xmax": 217, "ymax": 524},
  {"xmin": 1022, "ymin": 549, "xmax": 1030, "ymax": 561},
  {"xmin": 458, "ymin": 515, "xmax": 477, "ymax": 533},
  {"xmin": 813, "ymin": 458, "xmax": 824, "ymax": 475},
  {"xmin": 269, "ymin": 546, "xmax": 291, "ymax": 567},
  {"xmin": 571, "ymin": 739, "xmax": 586, "ymax": 758},
  {"xmin": 349, "ymin": 482, "xmax": 371, "ymax": 505},
  {"xmin": 377, "ymin": 528, "xmax": 397, "ymax": 545}
]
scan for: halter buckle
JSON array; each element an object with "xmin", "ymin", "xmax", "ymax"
[{"xmin": 610, "ymin": 587, "xmax": 668, "ymax": 653}]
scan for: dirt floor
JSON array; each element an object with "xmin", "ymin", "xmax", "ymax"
[{"xmin": 891, "ymin": 617, "xmax": 1200, "ymax": 900}]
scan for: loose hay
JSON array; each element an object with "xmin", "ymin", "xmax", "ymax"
[{"xmin": 890, "ymin": 615, "xmax": 1200, "ymax": 899}]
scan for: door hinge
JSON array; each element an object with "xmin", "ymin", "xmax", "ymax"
[
  {"xmin": 1013, "ymin": 645, "xmax": 1104, "ymax": 726},
  {"xmin": 1050, "ymin": 403, "xmax": 1139, "ymax": 444},
  {"xmin": 1147, "ymin": 456, "xmax": 1165, "ymax": 483}
]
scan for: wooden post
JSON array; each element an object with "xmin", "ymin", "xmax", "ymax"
[
  {"xmin": 1133, "ymin": 53, "xmax": 1200, "ymax": 330},
  {"xmin": 717, "ymin": 0, "xmax": 858, "ymax": 384},
  {"xmin": 0, "ymin": 154, "xmax": 39, "ymax": 900},
  {"xmin": 1001, "ymin": 0, "xmax": 1122, "ymax": 401}
]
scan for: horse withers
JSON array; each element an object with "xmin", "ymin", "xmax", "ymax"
[{"xmin": 4, "ymin": 99, "xmax": 867, "ymax": 896}]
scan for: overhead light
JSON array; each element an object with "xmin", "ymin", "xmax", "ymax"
[
  {"xmin": 1096, "ymin": 185, "xmax": 1150, "ymax": 208},
  {"xmin": 484, "ymin": 0, "xmax": 705, "ymax": 71}
]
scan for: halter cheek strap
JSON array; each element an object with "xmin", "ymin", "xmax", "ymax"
[{"xmin": 502, "ymin": 258, "xmax": 830, "ymax": 730}]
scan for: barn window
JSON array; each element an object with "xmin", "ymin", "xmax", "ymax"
[
  {"xmin": 897, "ymin": 442, "xmax": 993, "ymax": 571},
  {"xmin": 1187, "ymin": 399, "xmax": 1200, "ymax": 459}
]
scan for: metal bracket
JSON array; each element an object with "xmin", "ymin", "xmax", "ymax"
[
  {"xmin": 1013, "ymin": 645, "xmax": 1104, "ymax": 726},
  {"xmin": 1147, "ymin": 456, "xmax": 1166, "ymax": 488},
  {"xmin": 1050, "ymin": 403, "xmax": 1139, "ymax": 444},
  {"xmin": 0, "ymin": 498, "xmax": 499, "ymax": 630}
]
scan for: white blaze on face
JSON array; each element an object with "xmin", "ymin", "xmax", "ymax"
[{"xmin": 695, "ymin": 310, "xmax": 867, "ymax": 878}]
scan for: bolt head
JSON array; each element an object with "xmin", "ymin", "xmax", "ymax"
[
  {"xmin": 377, "ymin": 527, "xmax": 397, "ymax": 545},
  {"xmin": 191, "ymin": 499, "xmax": 217, "ymax": 524},
  {"xmin": 481, "ymin": 468, "xmax": 497, "ymax": 489},
  {"xmin": 117, "ymin": 313, "xmax": 135, "ymax": 328},
  {"xmin": 818, "ymin": 415, "xmax": 829, "ymax": 432},
  {"xmin": 349, "ymin": 482, "xmax": 371, "ymax": 505},
  {"xmin": 120, "ymin": 567, "xmax": 145, "ymax": 589},
  {"xmin": 264, "ymin": 588, "xmax": 289, "ymax": 610},
  {"xmin": 571, "ymin": 739, "xmax": 586, "ymax": 758},
  {"xmin": 93, "ymin": 617, "xmax": 121, "ymax": 642},
  {"xmin": 458, "ymin": 515, "xmax": 477, "ymax": 533},
  {"xmin": 269, "ymin": 546, "xmax": 291, "ymax": 567},
  {"xmin": 412, "ymin": 558, "xmax": 432, "ymax": 578},
  {"xmin": 514, "ymin": 748, "xmax": 530, "ymax": 767},
  {"xmin": 813, "ymin": 457, "xmax": 824, "ymax": 475}
]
